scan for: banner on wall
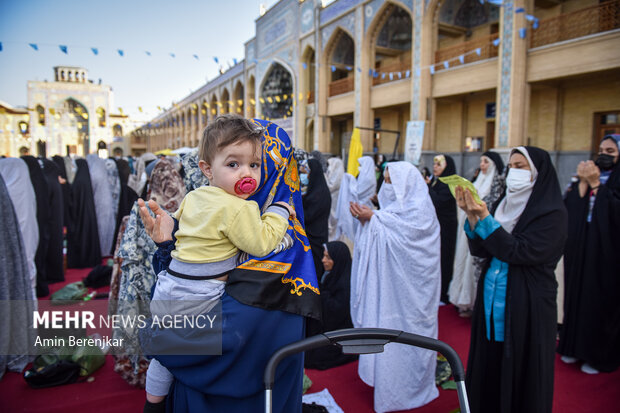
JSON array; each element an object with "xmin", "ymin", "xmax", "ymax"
[{"xmin": 405, "ymin": 121, "xmax": 425, "ymax": 166}]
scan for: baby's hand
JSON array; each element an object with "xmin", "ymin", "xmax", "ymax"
[{"xmin": 275, "ymin": 201, "xmax": 296, "ymax": 220}]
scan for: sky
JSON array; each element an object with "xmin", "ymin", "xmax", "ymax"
[{"xmin": 0, "ymin": 0, "xmax": 278, "ymax": 122}]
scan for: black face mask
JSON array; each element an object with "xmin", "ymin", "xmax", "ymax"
[{"xmin": 595, "ymin": 154, "xmax": 616, "ymax": 171}]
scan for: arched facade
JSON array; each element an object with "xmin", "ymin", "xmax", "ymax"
[
  {"xmin": 137, "ymin": 0, "xmax": 620, "ymax": 189},
  {"xmin": 260, "ymin": 62, "xmax": 294, "ymax": 120}
]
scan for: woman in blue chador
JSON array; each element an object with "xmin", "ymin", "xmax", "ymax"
[{"xmin": 140, "ymin": 120, "xmax": 321, "ymax": 412}]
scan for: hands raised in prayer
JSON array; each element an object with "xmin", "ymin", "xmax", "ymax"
[
  {"xmin": 455, "ymin": 185, "xmax": 489, "ymax": 230},
  {"xmin": 350, "ymin": 202, "xmax": 373, "ymax": 224},
  {"xmin": 137, "ymin": 198, "xmax": 174, "ymax": 243},
  {"xmin": 576, "ymin": 160, "xmax": 601, "ymax": 197}
]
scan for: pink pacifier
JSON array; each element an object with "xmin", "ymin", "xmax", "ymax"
[{"xmin": 234, "ymin": 177, "xmax": 257, "ymax": 195}]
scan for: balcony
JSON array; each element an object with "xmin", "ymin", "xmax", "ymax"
[
  {"xmin": 132, "ymin": 136, "xmax": 147, "ymax": 147},
  {"xmin": 530, "ymin": 0, "xmax": 620, "ymax": 49},
  {"xmin": 434, "ymin": 33, "xmax": 499, "ymax": 72},
  {"xmin": 328, "ymin": 76, "xmax": 354, "ymax": 97},
  {"xmin": 372, "ymin": 60, "xmax": 411, "ymax": 86}
]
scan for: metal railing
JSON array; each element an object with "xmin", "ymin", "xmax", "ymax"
[
  {"xmin": 328, "ymin": 76, "xmax": 354, "ymax": 97},
  {"xmin": 434, "ymin": 33, "xmax": 499, "ymax": 72},
  {"xmin": 530, "ymin": 0, "xmax": 620, "ymax": 48}
]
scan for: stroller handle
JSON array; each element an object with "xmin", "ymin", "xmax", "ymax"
[{"xmin": 264, "ymin": 327, "xmax": 466, "ymax": 388}]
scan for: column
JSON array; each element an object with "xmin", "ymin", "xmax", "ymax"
[{"xmin": 495, "ymin": 0, "xmax": 528, "ymax": 149}]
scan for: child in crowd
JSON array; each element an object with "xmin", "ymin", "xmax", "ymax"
[{"xmin": 140, "ymin": 114, "xmax": 295, "ymax": 412}]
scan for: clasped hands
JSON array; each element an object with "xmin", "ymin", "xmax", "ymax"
[
  {"xmin": 576, "ymin": 160, "xmax": 600, "ymax": 188},
  {"xmin": 455, "ymin": 186, "xmax": 489, "ymax": 230}
]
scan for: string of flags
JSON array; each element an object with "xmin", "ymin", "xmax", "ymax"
[
  {"xmin": 2, "ymin": 0, "xmax": 544, "ymax": 121},
  {"xmin": 20, "ymin": 32, "xmax": 513, "ymax": 121},
  {"xmin": 0, "ymin": 6, "xmax": 541, "ymax": 73}
]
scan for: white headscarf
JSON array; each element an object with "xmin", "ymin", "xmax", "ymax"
[
  {"xmin": 325, "ymin": 157, "xmax": 344, "ymax": 193},
  {"xmin": 326, "ymin": 157, "xmax": 344, "ymax": 241},
  {"xmin": 351, "ymin": 161, "xmax": 441, "ymax": 411},
  {"xmin": 333, "ymin": 156, "xmax": 377, "ymax": 241},
  {"xmin": 474, "ymin": 155, "xmax": 497, "ymax": 201},
  {"xmin": 356, "ymin": 156, "xmax": 376, "ymax": 207},
  {"xmin": 494, "ymin": 146, "xmax": 538, "ymax": 233},
  {"xmin": 87, "ymin": 154, "xmax": 116, "ymax": 256}
]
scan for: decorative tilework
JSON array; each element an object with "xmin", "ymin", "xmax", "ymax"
[
  {"xmin": 301, "ymin": 0, "xmax": 315, "ymax": 34},
  {"xmin": 321, "ymin": 12, "xmax": 356, "ymax": 49},
  {"xmin": 320, "ymin": 0, "xmax": 361, "ymax": 25},
  {"xmin": 498, "ymin": 1, "xmax": 514, "ymax": 147},
  {"xmin": 257, "ymin": 7, "xmax": 296, "ymax": 59},
  {"xmin": 364, "ymin": 0, "xmax": 382, "ymax": 33},
  {"xmin": 411, "ymin": 0, "xmax": 423, "ymax": 120},
  {"xmin": 247, "ymin": 42, "xmax": 256, "ymax": 61}
]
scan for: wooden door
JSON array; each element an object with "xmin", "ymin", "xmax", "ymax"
[
  {"xmin": 593, "ymin": 111, "xmax": 620, "ymax": 155},
  {"xmin": 486, "ymin": 120, "xmax": 495, "ymax": 150}
]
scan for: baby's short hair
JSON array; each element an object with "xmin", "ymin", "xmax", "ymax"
[{"xmin": 199, "ymin": 114, "xmax": 263, "ymax": 163}]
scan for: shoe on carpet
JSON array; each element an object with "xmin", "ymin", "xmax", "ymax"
[
  {"xmin": 561, "ymin": 356, "xmax": 578, "ymax": 364},
  {"xmin": 581, "ymin": 363, "xmax": 599, "ymax": 375},
  {"xmin": 458, "ymin": 309, "xmax": 473, "ymax": 318}
]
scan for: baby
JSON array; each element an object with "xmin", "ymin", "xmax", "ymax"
[{"xmin": 141, "ymin": 114, "xmax": 294, "ymax": 412}]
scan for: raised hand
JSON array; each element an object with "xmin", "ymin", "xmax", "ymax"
[
  {"xmin": 350, "ymin": 202, "xmax": 373, "ymax": 224},
  {"xmin": 581, "ymin": 160, "xmax": 600, "ymax": 188},
  {"xmin": 138, "ymin": 198, "xmax": 174, "ymax": 243},
  {"xmin": 456, "ymin": 186, "xmax": 489, "ymax": 229}
]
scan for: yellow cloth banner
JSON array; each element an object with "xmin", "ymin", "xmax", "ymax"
[{"xmin": 346, "ymin": 128, "xmax": 363, "ymax": 177}]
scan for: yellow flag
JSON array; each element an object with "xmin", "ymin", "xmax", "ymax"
[
  {"xmin": 346, "ymin": 128, "xmax": 363, "ymax": 177},
  {"xmin": 138, "ymin": 106, "xmax": 143, "ymax": 112}
]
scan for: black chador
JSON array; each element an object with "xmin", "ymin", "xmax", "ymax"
[
  {"xmin": 20, "ymin": 155, "xmax": 50, "ymax": 297},
  {"xmin": 302, "ymin": 158, "xmax": 331, "ymax": 278},
  {"xmin": 67, "ymin": 159, "xmax": 101, "ymax": 268},
  {"xmin": 466, "ymin": 147, "xmax": 567, "ymax": 413},
  {"xmin": 558, "ymin": 136, "xmax": 620, "ymax": 373},
  {"xmin": 428, "ymin": 155, "xmax": 457, "ymax": 303},
  {"xmin": 111, "ymin": 158, "xmax": 138, "ymax": 255},
  {"xmin": 305, "ymin": 241, "xmax": 357, "ymax": 370},
  {"xmin": 41, "ymin": 159, "xmax": 65, "ymax": 283}
]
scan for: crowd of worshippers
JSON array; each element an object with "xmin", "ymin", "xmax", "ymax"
[{"xmin": 1, "ymin": 129, "xmax": 618, "ymax": 413}]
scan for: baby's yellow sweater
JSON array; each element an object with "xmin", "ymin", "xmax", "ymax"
[{"xmin": 171, "ymin": 186, "xmax": 289, "ymax": 263}]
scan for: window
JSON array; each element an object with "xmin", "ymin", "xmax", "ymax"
[{"xmin": 36, "ymin": 105, "xmax": 45, "ymax": 126}]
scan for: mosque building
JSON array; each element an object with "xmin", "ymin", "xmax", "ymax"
[
  {"xmin": 135, "ymin": 0, "xmax": 620, "ymax": 188},
  {"xmin": 1, "ymin": 66, "xmax": 133, "ymax": 158}
]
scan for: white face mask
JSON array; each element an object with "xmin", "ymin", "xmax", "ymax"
[
  {"xmin": 506, "ymin": 168, "xmax": 532, "ymax": 192},
  {"xmin": 378, "ymin": 182, "xmax": 397, "ymax": 207}
]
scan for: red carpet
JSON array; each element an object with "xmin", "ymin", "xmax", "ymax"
[{"xmin": 1, "ymin": 267, "xmax": 619, "ymax": 412}]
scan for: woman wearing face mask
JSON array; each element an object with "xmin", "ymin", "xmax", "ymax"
[
  {"xmin": 349, "ymin": 163, "xmax": 441, "ymax": 412},
  {"xmin": 456, "ymin": 147, "xmax": 566, "ymax": 413},
  {"xmin": 558, "ymin": 134, "xmax": 620, "ymax": 374},
  {"xmin": 428, "ymin": 154, "xmax": 458, "ymax": 304},
  {"xmin": 449, "ymin": 152, "xmax": 505, "ymax": 317},
  {"xmin": 302, "ymin": 158, "xmax": 332, "ymax": 278}
]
